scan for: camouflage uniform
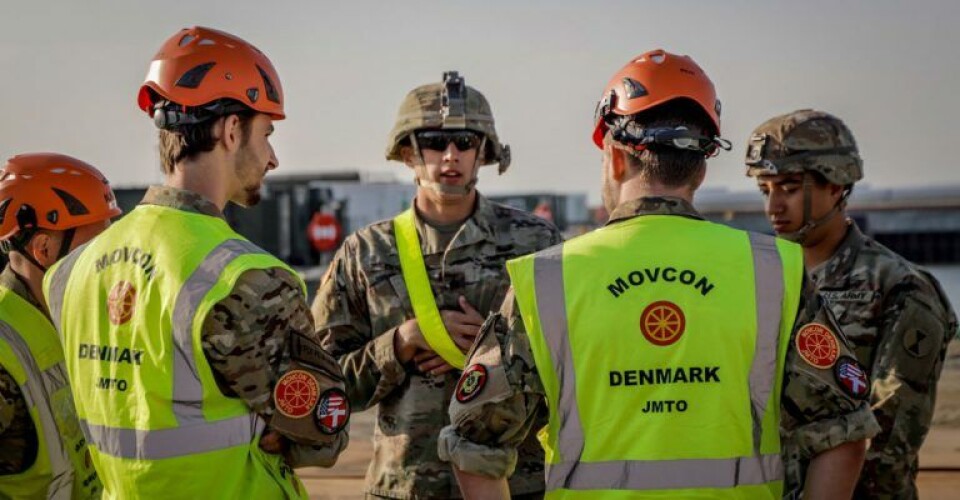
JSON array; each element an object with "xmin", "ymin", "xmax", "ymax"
[
  {"xmin": 785, "ymin": 221, "xmax": 957, "ymax": 499},
  {"xmin": 0, "ymin": 266, "xmax": 40, "ymax": 475},
  {"xmin": 312, "ymin": 193, "xmax": 561, "ymax": 498},
  {"xmin": 438, "ymin": 197, "xmax": 881, "ymax": 490},
  {"xmin": 143, "ymin": 186, "xmax": 348, "ymax": 466}
]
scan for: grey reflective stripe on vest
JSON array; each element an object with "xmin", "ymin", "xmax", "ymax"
[
  {"xmin": 746, "ymin": 232, "xmax": 785, "ymax": 457},
  {"xmin": 532, "ymin": 245, "xmax": 585, "ymax": 466},
  {"xmin": 545, "ymin": 453, "xmax": 782, "ymax": 491},
  {"xmin": 46, "ymin": 241, "xmax": 91, "ymax": 338},
  {"xmin": 48, "ymin": 238, "xmax": 268, "ymax": 459},
  {"xmin": 170, "ymin": 239, "xmax": 265, "ymax": 424},
  {"xmin": 0, "ymin": 321, "xmax": 74, "ymax": 499},
  {"xmin": 80, "ymin": 413, "xmax": 260, "ymax": 460},
  {"xmin": 532, "ymin": 232, "xmax": 785, "ymax": 492}
]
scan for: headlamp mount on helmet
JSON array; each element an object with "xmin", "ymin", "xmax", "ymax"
[
  {"xmin": 745, "ymin": 133, "xmax": 780, "ymax": 173},
  {"xmin": 440, "ymin": 71, "xmax": 467, "ymax": 129}
]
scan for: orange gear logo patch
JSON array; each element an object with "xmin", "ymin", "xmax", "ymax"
[
  {"xmin": 107, "ymin": 281, "xmax": 137, "ymax": 325},
  {"xmin": 639, "ymin": 301, "xmax": 686, "ymax": 346},
  {"xmin": 274, "ymin": 370, "xmax": 320, "ymax": 418},
  {"xmin": 795, "ymin": 323, "xmax": 840, "ymax": 369}
]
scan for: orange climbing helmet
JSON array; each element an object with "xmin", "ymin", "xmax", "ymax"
[
  {"xmin": 592, "ymin": 49, "xmax": 721, "ymax": 148},
  {"xmin": 0, "ymin": 153, "xmax": 121, "ymax": 243},
  {"xmin": 138, "ymin": 26, "xmax": 285, "ymax": 126}
]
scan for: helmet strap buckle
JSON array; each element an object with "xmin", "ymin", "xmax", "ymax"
[
  {"xmin": 497, "ymin": 144, "xmax": 511, "ymax": 175},
  {"xmin": 746, "ymin": 133, "xmax": 769, "ymax": 166}
]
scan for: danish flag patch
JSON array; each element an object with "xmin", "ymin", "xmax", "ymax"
[
  {"xmin": 314, "ymin": 388, "xmax": 350, "ymax": 434},
  {"xmin": 834, "ymin": 356, "xmax": 870, "ymax": 400}
]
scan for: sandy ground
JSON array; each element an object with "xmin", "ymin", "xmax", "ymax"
[{"xmin": 302, "ymin": 341, "xmax": 960, "ymax": 499}]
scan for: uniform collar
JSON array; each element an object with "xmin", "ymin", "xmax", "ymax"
[
  {"xmin": 809, "ymin": 219, "xmax": 864, "ymax": 286},
  {"xmin": 0, "ymin": 265, "xmax": 44, "ymax": 312},
  {"xmin": 606, "ymin": 196, "xmax": 704, "ymax": 225},
  {"xmin": 140, "ymin": 186, "xmax": 225, "ymax": 219},
  {"xmin": 413, "ymin": 192, "xmax": 498, "ymax": 255}
]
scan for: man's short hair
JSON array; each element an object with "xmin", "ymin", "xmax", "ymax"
[
  {"xmin": 158, "ymin": 103, "xmax": 255, "ymax": 174},
  {"xmin": 613, "ymin": 99, "xmax": 713, "ymax": 188}
]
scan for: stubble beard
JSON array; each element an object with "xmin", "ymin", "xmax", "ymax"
[{"xmin": 233, "ymin": 145, "xmax": 264, "ymax": 208}]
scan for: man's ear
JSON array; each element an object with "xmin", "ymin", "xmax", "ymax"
[
  {"xmin": 829, "ymin": 182, "xmax": 846, "ymax": 202},
  {"xmin": 220, "ymin": 115, "xmax": 242, "ymax": 153},
  {"xmin": 608, "ymin": 144, "xmax": 628, "ymax": 182},
  {"xmin": 399, "ymin": 145, "xmax": 417, "ymax": 169},
  {"xmin": 25, "ymin": 231, "xmax": 58, "ymax": 268}
]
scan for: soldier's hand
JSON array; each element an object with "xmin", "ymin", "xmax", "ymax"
[
  {"xmin": 394, "ymin": 318, "xmax": 430, "ymax": 363},
  {"xmin": 259, "ymin": 430, "xmax": 288, "ymax": 455},
  {"xmin": 413, "ymin": 351, "xmax": 458, "ymax": 376},
  {"xmin": 395, "ymin": 297, "xmax": 484, "ymax": 365},
  {"xmin": 441, "ymin": 296, "xmax": 485, "ymax": 353}
]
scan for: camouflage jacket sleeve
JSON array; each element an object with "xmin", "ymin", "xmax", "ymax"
[
  {"xmin": 201, "ymin": 267, "xmax": 347, "ymax": 467},
  {"xmin": 438, "ymin": 291, "xmax": 546, "ymax": 479},
  {"xmin": 781, "ymin": 277, "xmax": 881, "ymax": 458},
  {"xmin": 0, "ymin": 366, "xmax": 19, "ymax": 440},
  {"xmin": 311, "ymin": 237, "xmax": 408, "ymax": 411},
  {"xmin": 0, "ymin": 364, "xmax": 36, "ymax": 474},
  {"xmin": 857, "ymin": 272, "xmax": 957, "ymax": 496}
]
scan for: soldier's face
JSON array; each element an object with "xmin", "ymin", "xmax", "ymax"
[
  {"xmin": 232, "ymin": 114, "xmax": 279, "ymax": 207},
  {"xmin": 756, "ymin": 173, "xmax": 838, "ymax": 236},
  {"xmin": 420, "ymin": 143, "xmax": 478, "ymax": 182},
  {"xmin": 405, "ymin": 134, "xmax": 480, "ymax": 202}
]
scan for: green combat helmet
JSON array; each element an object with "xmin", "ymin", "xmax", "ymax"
[
  {"xmin": 385, "ymin": 71, "xmax": 511, "ymax": 195},
  {"xmin": 745, "ymin": 109, "xmax": 863, "ymax": 186},
  {"xmin": 745, "ymin": 109, "xmax": 864, "ymax": 243}
]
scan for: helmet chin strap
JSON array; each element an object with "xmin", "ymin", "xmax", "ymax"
[
  {"xmin": 415, "ymin": 177, "xmax": 477, "ymax": 196},
  {"xmin": 778, "ymin": 174, "xmax": 847, "ymax": 244}
]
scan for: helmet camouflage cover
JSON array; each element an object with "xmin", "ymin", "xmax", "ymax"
[
  {"xmin": 745, "ymin": 109, "xmax": 863, "ymax": 186},
  {"xmin": 385, "ymin": 71, "xmax": 510, "ymax": 172}
]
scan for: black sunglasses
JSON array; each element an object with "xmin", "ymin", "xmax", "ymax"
[{"xmin": 415, "ymin": 130, "xmax": 483, "ymax": 152}]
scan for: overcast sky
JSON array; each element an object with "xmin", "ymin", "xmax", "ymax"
[{"xmin": 2, "ymin": 0, "xmax": 958, "ymax": 203}]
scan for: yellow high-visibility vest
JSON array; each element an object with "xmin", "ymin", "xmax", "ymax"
[
  {"xmin": 44, "ymin": 205, "xmax": 308, "ymax": 499},
  {"xmin": 507, "ymin": 215, "xmax": 803, "ymax": 499},
  {"xmin": 0, "ymin": 285, "xmax": 99, "ymax": 499}
]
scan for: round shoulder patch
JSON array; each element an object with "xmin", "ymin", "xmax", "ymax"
[
  {"xmin": 455, "ymin": 364, "xmax": 488, "ymax": 403},
  {"xmin": 314, "ymin": 388, "xmax": 350, "ymax": 434},
  {"xmin": 795, "ymin": 322, "xmax": 840, "ymax": 369},
  {"xmin": 834, "ymin": 356, "xmax": 870, "ymax": 400},
  {"xmin": 902, "ymin": 329, "xmax": 931, "ymax": 358},
  {"xmin": 274, "ymin": 370, "xmax": 320, "ymax": 418}
]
